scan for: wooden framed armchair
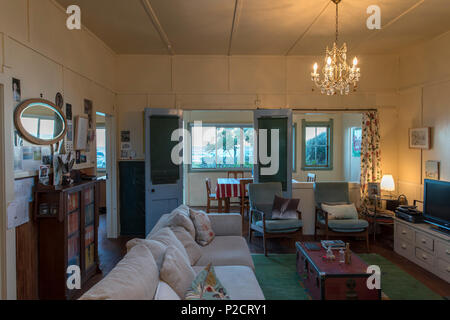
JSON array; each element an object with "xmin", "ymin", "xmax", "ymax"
[
  {"xmin": 314, "ymin": 182, "xmax": 370, "ymax": 251},
  {"xmin": 248, "ymin": 182, "xmax": 303, "ymax": 256}
]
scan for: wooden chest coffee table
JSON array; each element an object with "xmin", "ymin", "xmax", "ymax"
[{"xmin": 296, "ymin": 242, "xmax": 381, "ymax": 300}]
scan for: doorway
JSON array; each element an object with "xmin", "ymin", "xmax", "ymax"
[{"xmin": 96, "ymin": 112, "xmax": 118, "ymax": 239}]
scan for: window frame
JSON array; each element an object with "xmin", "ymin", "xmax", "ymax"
[
  {"xmin": 188, "ymin": 122, "xmax": 254, "ymax": 172},
  {"xmin": 301, "ymin": 119, "xmax": 334, "ymax": 171}
]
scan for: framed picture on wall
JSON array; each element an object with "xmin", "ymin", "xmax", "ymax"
[
  {"xmin": 409, "ymin": 127, "xmax": 431, "ymax": 149},
  {"xmin": 74, "ymin": 116, "xmax": 88, "ymax": 150}
]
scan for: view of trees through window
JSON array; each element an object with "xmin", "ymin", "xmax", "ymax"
[
  {"xmin": 191, "ymin": 125, "xmax": 254, "ymax": 169},
  {"xmin": 305, "ymin": 126, "xmax": 330, "ymax": 167},
  {"xmin": 96, "ymin": 127, "xmax": 106, "ymax": 170}
]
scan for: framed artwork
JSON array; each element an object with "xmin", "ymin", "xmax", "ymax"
[
  {"xmin": 409, "ymin": 127, "xmax": 430, "ymax": 149},
  {"xmin": 74, "ymin": 116, "xmax": 88, "ymax": 150},
  {"xmin": 12, "ymin": 78, "xmax": 21, "ymax": 102},
  {"xmin": 425, "ymin": 160, "xmax": 440, "ymax": 180}
]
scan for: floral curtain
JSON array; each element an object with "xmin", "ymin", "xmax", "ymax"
[{"xmin": 360, "ymin": 111, "xmax": 382, "ymax": 208}]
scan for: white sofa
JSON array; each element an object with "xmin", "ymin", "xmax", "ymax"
[{"xmin": 81, "ymin": 206, "xmax": 265, "ymax": 300}]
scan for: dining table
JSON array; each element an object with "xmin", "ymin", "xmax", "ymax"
[{"xmin": 216, "ymin": 178, "xmax": 253, "ymax": 213}]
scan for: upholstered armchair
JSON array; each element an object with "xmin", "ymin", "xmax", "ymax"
[
  {"xmin": 314, "ymin": 182, "xmax": 369, "ymax": 251},
  {"xmin": 248, "ymin": 182, "xmax": 303, "ymax": 256}
]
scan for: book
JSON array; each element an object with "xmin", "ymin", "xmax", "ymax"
[{"xmin": 321, "ymin": 240, "xmax": 345, "ymax": 250}]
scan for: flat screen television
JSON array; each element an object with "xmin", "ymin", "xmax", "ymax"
[{"xmin": 423, "ymin": 179, "xmax": 450, "ymax": 232}]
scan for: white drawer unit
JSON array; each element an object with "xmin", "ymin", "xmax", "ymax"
[{"xmin": 394, "ymin": 218, "xmax": 450, "ymax": 283}]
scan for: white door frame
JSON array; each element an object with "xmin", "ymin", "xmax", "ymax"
[
  {"xmin": 0, "ymin": 83, "xmax": 6, "ymax": 299},
  {"xmin": 105, "ymin": 113, "xmax": 119, "ymax": 238}
]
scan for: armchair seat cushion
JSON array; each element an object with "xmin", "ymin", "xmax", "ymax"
[
  {"xmin": 319, "ymin": 219, "xmax": 368, "ymax": 232},
  {"xmin": 255, "ymin": 219, "xmax": 303, "ymax": 233}
]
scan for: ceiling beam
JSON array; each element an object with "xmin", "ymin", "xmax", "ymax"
[
  {"xmin": 352, "ymin": 0, "xmax": 426, "ymax": 52},
  {"xmin": 228, "ymin": 0, "xmax": 244, "ymax": 56},
  {"xmin": 285, "ymin": 0, "xmax": 331, "ymax": 56},
  {"xmin": 141, "ymin": 0, "xmax": 175, "ymax": 55}
]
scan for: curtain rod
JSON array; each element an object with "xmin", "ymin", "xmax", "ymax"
[{"xmin": 292, "ymin": 108, "xmax": 377, "ymax": 112}]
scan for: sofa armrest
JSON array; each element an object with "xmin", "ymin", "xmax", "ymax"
[{"xmin": 208, "ymin": 214, "xmax": 242, "ymax": 237}]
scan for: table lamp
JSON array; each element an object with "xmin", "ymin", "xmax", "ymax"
[{"xmin": 380, "ymin": 175, "xmax": 397, "ymax": 210}]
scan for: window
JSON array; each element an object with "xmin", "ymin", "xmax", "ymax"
[
  {"xmin": 96, "ymin": 126, "xmax": 106, "ymax": 170},
  {"xmin": 191, "ymin": 124, "xmax": 254, "ymax": 170},
  {"xmin": 301, "ymin": 119, "xmax": 333, "ymax": 170},
  {"xmin": 292, "ymin": 124, "xmax": 297, "ymax": 172}
]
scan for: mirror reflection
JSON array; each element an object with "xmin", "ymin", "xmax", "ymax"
[{"xmin": 20, "ymin": 103, "xmax": 65, "ymax": 141}]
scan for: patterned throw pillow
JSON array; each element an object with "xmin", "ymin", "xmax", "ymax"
[
  {"xmin": 271, "ymin": 195, "xmax": 300, "ymax": 220},
  {"xmin": 185, "ymin": 263, "xmax": 230, "ymax": 300},
  {"xmin": 189, "ymin": 208, "xmax": 215, "ymax": 246}
]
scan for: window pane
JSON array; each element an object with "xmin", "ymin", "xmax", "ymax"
[
  {"xmin": 316, "ymin": 146, "xmax": 327, "ymax": 165},
  {"xmin": 39, "ymin": 119, "xmax": 55, "ymax": 140},
  {"xmin": 305, "ymin": 127, "xmax": 316, "ymax": 145},
  {"xmin": 217, "ymin": 127, "xmax": 241, "ymax": 168},
  {"xmin": 243, "ymin": 128, "xmax": 254, "ymax": 168},
  {"xmin": 316, "ymin": 127, "xmax": 328, "ymax": 146},
  {"xmin": 305, "ymin": 145, "xmax": 316, "ymax": 166},
  {"xmin": 192, "ymin": 126, "xmax": 216, "ymax": 169},
  {"xmin": 96, "ymin": 128, "xmax": 106, "ymax": 169}
]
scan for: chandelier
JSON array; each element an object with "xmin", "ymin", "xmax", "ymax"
[{"xmin": 311, "ymin": 0, "xmax": 360, "ymax": 95}]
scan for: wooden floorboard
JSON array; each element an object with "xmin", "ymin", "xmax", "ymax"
[{"xmin": 76, "ymin": 207, "xmax": 450, "ymax": 299}]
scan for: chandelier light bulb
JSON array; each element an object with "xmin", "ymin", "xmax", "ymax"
[
  {"xmin": 353, "ymin": 57, "xmax": 358, "ymax": 66},
  {"xmin": 327, "ymin": 57, "xmax": 332, "ymax": 65},
  {"xmin": 313, "ymin": 63, "xmax": 318, "ymax": 73}
]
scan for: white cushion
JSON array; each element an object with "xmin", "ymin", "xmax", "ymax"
[
  {"xmin": 321, "ymin": 203, "xmax": 358, "ymax": 220},
  {"xmin": 192, "ymin": 266, "xmax": 265, "ymax": 300},
  {"xmin": 148, "ymin": 227, "xmax": 190, "ymax": 263},
  {"xmin": 154, "ymin": 281, "xmax": 181, "ymax": 300},
  {"xmin": 160, "ymin": 246, "xmax": 196, "ymax": 298},
  {"xmin": 80, "ymin": 244, "xmax": 159, "ymax": 300},
  {"xmin": 126, "ymin": 238, "xmax": 167, "ymax": 269},
  {"xmin": 171, "ymin": 226, "xmax": 202, "ymax": 265}
]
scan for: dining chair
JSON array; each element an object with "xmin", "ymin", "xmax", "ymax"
[
  {"xmin": 314, "ymin": 182, "xmax": 370, "ymax": 251},
  {"xmin": 205, "ymin": 178, "xmax": 219, "ymax": 213},
  {"xmin": 227, "ymin": 171, "xmax": 244, "ymax": 179},
  {"xmin": 239, "ymin": 178, "xmax": 253, "ymax": 224},
  {"xmin": 307, "ymin": 173, "xmax": 317, "ymax": 182}
]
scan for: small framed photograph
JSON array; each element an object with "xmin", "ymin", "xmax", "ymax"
[
  {"xmin": 425, "ymin": 160, "xmax": 440, "ymax": 180},
  {"xmin": 409, "ymin": 127, "xmax": 430, "ymax": 149},
  {"xmin": 39, "ymin": 165, "xmax": 50, "ymax": 185}
]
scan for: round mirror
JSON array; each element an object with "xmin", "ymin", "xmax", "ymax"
[{"xmin": 14, "ymin": 99, "xmax": 68, "ymax": 145}]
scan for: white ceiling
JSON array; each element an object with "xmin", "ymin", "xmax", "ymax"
[{"xmin": 56, "ymin": 0, "xmax": 450, "ymax": 55}]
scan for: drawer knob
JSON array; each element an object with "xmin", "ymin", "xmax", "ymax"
[
  {"xmin": 402, "ymin": 230, "xmax": 407, "ymax": 235},
  {"xmin": 446, "ymin": 250, "xmax": 450, "ymax": 255},
  {"xmin": 447, "ymin": 267, "xmax": 450, "ymax": 273},
  {"xmin": 421, "ymin": 239, "xmax": 427, "ymax": 244},
  {"xmin": 422, "ymin": 255, "xmax": 427, "ymax": 260},
  {"xmin": 401, "ymin": 244, "xmax": 407, "ymax": 249}
]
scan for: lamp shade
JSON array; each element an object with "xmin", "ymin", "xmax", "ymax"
[{"xmin": 380, "ymin": 175, "xmax": 395, "ymax": 192}]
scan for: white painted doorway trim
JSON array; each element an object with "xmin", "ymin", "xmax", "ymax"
[
  {"xmin": 105, "ymin": 114, "xmax": 119, "ymax": 238},
  {"xmin": 0, "ymin": 83, "xmax": 6, "ymax": 299}
]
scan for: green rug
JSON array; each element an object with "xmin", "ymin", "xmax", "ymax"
[
  {"xmin": 252, "ymin": 254, "xmax": 443, "ymax": 300},
  {"xmin": 359, "ymin": 253, "xmax": 443, "ymax": 300}
]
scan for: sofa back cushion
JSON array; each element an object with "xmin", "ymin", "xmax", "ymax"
[
  {"xmin": 171, "ymin": 226, "xmax": 202, "ymax": 265},
  {"xmin": 80, "ymin": 244, "xmax": 159, "ymax": 300},
  {"xmin": 126, "ymin": 238, "xmax": 167, "ymax": 269},
  {"xmin": 160, "ymin": 246, "xmax": 196, "ymax": 298},
  {"xmin": 154, "ymin": 281, "xmax": 181, "ymax": 300},
  {"xmin": 148, "ymin": 227, "xmax": 190, "ymax": 263}
]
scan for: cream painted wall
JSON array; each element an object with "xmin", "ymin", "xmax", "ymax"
[
  {"xmin": 342, "ymin": 113, "xmax": 363, "ymax": 182},
  {"xmin": 0, "ymin": 0, "xmax": 116, "ymax": 299},
  {"xmin": 397, "ymin": 31, "xmax": 450, "ymax": 205}
]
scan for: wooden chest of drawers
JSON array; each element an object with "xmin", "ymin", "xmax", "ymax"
[{"xmin": 394, "ymin": 218, "xmax": 450, "ymax": 283}]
